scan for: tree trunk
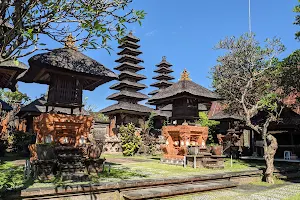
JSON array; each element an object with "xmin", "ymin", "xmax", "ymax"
[{"xmin": 263, "ymin": 134, "xmax": 278, "ymax": 184}]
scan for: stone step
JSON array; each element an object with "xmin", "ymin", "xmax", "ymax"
[
  {"xmin": 204, "ymin": 164, "xmax": 225, "ymax": 169},
  {"xmin": 121, "ymin": 180, "xmax": 237, "ymax": 200}
]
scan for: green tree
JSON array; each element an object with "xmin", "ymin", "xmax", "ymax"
[
  {"xmin": 119, "ymin": 123, "xmax": 141, "ymax": 156},
  {"xmin": 0, "ymin": 0, "xmax": 145, "ymax": 61},
  {"xmin": 280, "ymin": 50, "xmax": 300, "ymax": 95},
  {"xmin": 211, "ymin": 33, "xmax": 287, "ymax": 183},
  {"xmin": 0, "ymin": 89, "xmax": 30, "ymax": 105},
  {"xmin": 197, "ymin": 112, "xmax": 219, "ymax": 144},
  {"xmin": 294, "ymin": 0, "xmax": 300, "ymax": 41}
]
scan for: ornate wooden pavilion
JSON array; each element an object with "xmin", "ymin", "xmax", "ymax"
[
  {"xmin": 100, "ymin": 32, "xmax": 152, "ymax": 130},
  {"xmin": 17, "ymin": 35, "xmax": 117, "ymax": 177},
  {"xmin": 148, "ymin": 69, "xmax": 223, "ymax": 167}
]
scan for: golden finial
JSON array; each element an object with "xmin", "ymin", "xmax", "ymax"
[
  {"xmin": 180, "ymin": 69, "xmax": 191, "ymax": 81},
  {"xmin": 64, "ymin": 34, "xmax": 77, "ymax": 50},
  {"xmin": 129, "ymin": 31, "xmax": 133, "ymax": 36}
]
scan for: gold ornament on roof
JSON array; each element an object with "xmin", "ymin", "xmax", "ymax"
[
  {"xmin": 64, "ymin": 34, "xmax": 77, "ymax": 50},
  {"xmin": 180, "ymin": 69, "xmax": 191, "ymax": 81}
]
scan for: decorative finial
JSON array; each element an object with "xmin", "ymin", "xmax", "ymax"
[
  {"xmin": 162, "ymin": 56, "xmax": 166, "ymax": 61},
  {"xmin": 64, "ymin": 34, "xmax": 77, "ymax": 50},
  {"xmin": 129, "ymin": 31, "xmax": 133, "ymax": 36},
  {"xmin": 180, "ymin": 69, "xmax": 191, "ymax": 81}
]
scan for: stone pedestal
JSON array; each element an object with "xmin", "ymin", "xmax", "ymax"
[{"xmin": 161, "ymin": 124, "xmax": 208, "ymax": 161}]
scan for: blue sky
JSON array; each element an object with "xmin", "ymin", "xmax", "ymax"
[{"xmin": 18, "ymin": 0, "xmax": 299, "ymax": 111}]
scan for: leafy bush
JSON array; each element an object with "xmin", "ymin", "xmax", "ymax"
[
  {"xmin": 197, "ymin": 112, "xmax": 220, "ymax": 145},
  {"xmin": 0, "ymin": 162, "xmax": 24, "ymax": 192},
  {"xmin": 8, "ymin": 131, "xmax": 36, "ymax": 155},
  {"xmin": 119, "ymin": 123, "xmax": 142, "ymax": 156}
]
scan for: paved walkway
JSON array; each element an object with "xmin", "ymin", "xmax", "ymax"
[{"xmin": 183, "ymin": 183, "xmax": 300, "ymax": 200}]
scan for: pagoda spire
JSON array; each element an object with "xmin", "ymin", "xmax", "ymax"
[
  {"xmin": 100, "ymin": 31, "xmax": 152, "ymax": 119},
  {"xmin": 148, "ymin": 56, "xmax": 174, "ymax": 96}
]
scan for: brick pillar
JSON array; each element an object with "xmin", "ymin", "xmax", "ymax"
[{"xmin": 109, "ymin": 116, "xmax": 116, "ymax": 137}]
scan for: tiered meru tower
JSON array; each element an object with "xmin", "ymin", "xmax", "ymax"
[
  {"xmin": 100, "ymin": 32, "xmax": 152, "ymax": 127},
  {"xmin": 148, "ymin": 56, "xmax": 174, "ymax": 96}
]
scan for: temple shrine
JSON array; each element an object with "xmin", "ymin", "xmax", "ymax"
[
  {"xmin": 148, "ymin": 69, "xmax": 224, "ymax": 167},
  {"xmin": 100, "ymin": 32, "xmax": 152, "ymax": 129},
  {"xmin": 17, "ymin": 35, "xmax": 118, "ymax": 177}
]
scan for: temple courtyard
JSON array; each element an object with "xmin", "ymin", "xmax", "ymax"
[{"xmin": 1, "ymin": 153, "xmax": 300, "ymax": 199}]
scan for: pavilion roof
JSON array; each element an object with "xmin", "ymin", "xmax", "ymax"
[
  {"xmin": 17, "ymin": 48, "xmax": 117, "ymax": 91},
  {"xmin": 0, "ymin": 60, "xmax": 27, "ymax": 91},
  {"xmin": 150, "ymin": 80, "xmax": 173, "ymax": 88},
  {"xmin": 148, "ymin": 89, "xmax": 159, "ymax": 95},
  {"xmin": 110, "ymin": 80, "xmax": 147, "ymax": 90},
  {"xmin": 115, "ymin": 54, "xmax": 144, "ymax": 64},
  {"xmin": 107, "ymin": 90, "xmax": 148, "ymax": 101},
  {"xmin": 99, "ymin": 102, "xmax": 153, "ymax": 115},
  {"xmin": 119, "ymin": 71, "xmax": 146, "ymax": 81},
  {"xmin": 118, "ymin": 40, "xmax": 140, "ymax": 49},
  {"xmin": 117, "ymin": 47, "xmax": 142, "ymax": 57},
  {"xmin": 123, "ymin": 32, "xmax": 140, "ymax": 42},
  {"xmin": 154, "ymin": 66, "xmax": 174, "ymax": 73},
  {"xmin": 0, "ymin": 100, "xmax": 13, "ymax": 111},
  {"xmin": 18, "ymin": 96, "xmax": 89, "ymax": 116},
  {"xmin": 153, "ymin": 74, "xmax": 175, "ymax": 80},
  {"xmin": 148, "ymin": 80, "xmax": 221, "ymax": 104},
  {"xmin": 155, "ymin": 56, "xmax": 172, "ymax": 67},
  {"xmin": 114, "ymin": 62, "xmax": 145, "ymax": 71}
]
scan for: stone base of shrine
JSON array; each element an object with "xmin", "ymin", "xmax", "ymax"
[{"xmin": 160, "ymin": 157, "xmax": 184, "ymax": 166}]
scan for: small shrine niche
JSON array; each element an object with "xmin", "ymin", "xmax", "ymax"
[{"xmin": 47, "ymin": 74, "xmax": 83, "ymax": 108}]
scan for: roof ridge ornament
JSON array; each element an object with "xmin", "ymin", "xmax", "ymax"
[
  {"xmin": 64, "ymin": 34, "xmax": 77, "ymax": 50},
  {"xmin": 180, "ymin": 69, "xmax": 191, "ymax": 81},
  {"xmin": 162, "ymin": 56, "xmax": 166, "ymax": 61}
]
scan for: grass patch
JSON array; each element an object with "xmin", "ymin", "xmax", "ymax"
[
  {"xmin": 249, "ymin": 176, "xmax": 286, "ymax": 186},
  {"xmin": 0, "ymin": 161, "xmax": 28, "ymax": 192}
]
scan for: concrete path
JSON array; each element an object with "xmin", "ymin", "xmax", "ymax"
[{"xmin": 180, "ymin": 183, "xmax": 300, "ymax": 200}]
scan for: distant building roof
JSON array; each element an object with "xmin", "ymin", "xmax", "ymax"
[
  {"xmin": 100, "ymin": 102, "xmax": 153, "ymax": 115},
  {"xmin": 18, "ymin": 96, "xmax": 89, "ymax": 116},
  {"xmin": 0, "ymin": 100, "xmax": 12, "ymax": 111},
  {"xmin": 148, "ymin": 79, "xmax": 221, "ymax": 104}
]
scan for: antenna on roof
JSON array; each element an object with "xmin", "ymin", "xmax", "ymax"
[{"xmin": 248, "ymin": 0, "xmax": 252, "ymax": 34}]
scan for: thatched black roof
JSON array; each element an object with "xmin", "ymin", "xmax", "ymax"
[
  {"xmin": 119, "ymin": 71, "xmax": 146, "ymax": 81},
  {"xmin": 114, "ymin": 62, "xmax": 145, "ymax": 71},
  {"xmin": 153, "ymin": 74, "xmax": 175, "ymax": 80},
  {"xmin": 117, "ymin": 47, "xmax": 142, "ymax": 56},
  {"xmin": 110, "ymin": 80, "xmax": 147, "ymax": 90},
  {"xmin": 154, "ymin": 67, "xmax": 174, "ymax": 73},
  {"xmin": 0, "ymin": 60, "xmax": 27, "ymax": 70},
  {"xmin": 156, "ymin": 56, "xmax": 172, "ymax": 67},
  {"xmin": 107, "ymin": 91, "xmax": 148, "ymax": 101},
  {"xmin": 100, "ymin": 102, "xmax": 153, "ymax": 115},
  {"xmin": 115, "ymin": 55, "xmax": 144, "ymax": 64},
  {"xmin": 123, "ymin": 32, "xmax": 140, "ymax": 42},
  {"xmin": 0, "ymin": 60, "xmax": 27, "ymax": 91},
  {"xmin": 0, "ymin": 100, "xmax": 12, "ymax": 111},
  {"xmin": 118, "ymin": 41, "xmax": 140, "ymax": 49},
  {"xmin": 18, "ymin": 96, "xmax": 89, "ymax": 116},
  {"xmin": 150, "ymin": 80, "xmax": 173, "ymax": 87},
  {"xmin": 148, "ymin": 89, "xmax": 159, "ymax": 95},
  {"xmin": 148, "ymin": 80, "xmax": 221, "ymax": 104},
  {"xmin": 17, "ymin": 48, "xmax": 117, "ymax": 91}
]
